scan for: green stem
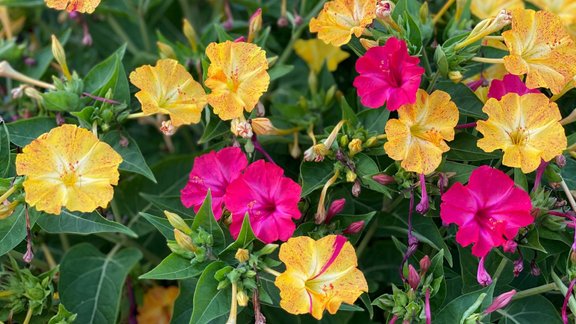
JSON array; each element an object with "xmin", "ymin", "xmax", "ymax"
[
  {"xmin": 357, "ymin": 218, "xmax": 379, "ymax": 257},
  {"xmin": 137, "ymin": 10, "xmax": 151, "ymax": 52},
  {"xmin": 97, "ymin": 233, "xmax": 162, "ymax": 264},
  {"xmin": 493, "ymin": 256, "xmax": 509, "ymax": 281},
  {"xmin": 23, "ymin": 305, "xmax": 33, "ymax": 324},
  {"xmin": 552, "ymin": 270, "xmax": 576, "ymax": 317},
  {"xmin": 511, "ymin": 283, "xmax": 558, "ymax": 301},
  {"xmin": 107, "ymin": 16, "xmax": 141, "ymax": 57},
  {"xmin": 426, "ymin": 72, "xmax": 440, "ymax": 93},
  {"xmin": 421, "ymin": 48, "xmax": 433, "ymax": 77}
]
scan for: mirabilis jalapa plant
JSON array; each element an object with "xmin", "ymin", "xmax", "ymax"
[{"xmin": 2, "ymin": 0, "xmax": 576, "ymax": 323}]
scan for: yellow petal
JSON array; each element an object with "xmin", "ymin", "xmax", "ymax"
[
  {"xmin": 275, "ymin": 270, "xmax": 310, "ymax": 316},
  {"xmin": 294, "ymin": 39, "xmax": 350, "ymax": 73},
  {"xmin": 45, "ymin": 0, "xmax": 101, "ymax": 13},
  {"xmin": 470, "ymin": 0, "xmax": 524, "ymax": 19}
]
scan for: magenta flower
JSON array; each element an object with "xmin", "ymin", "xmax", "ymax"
[
  {"xmin": 353, "ymin": 37, "xmax": 424, "ymax": 111},
  {"xmin": 487, "ymin": 74, "xmax": 539, "ymax": 100},
  {"xmin": 440, "ymin": 166, "xmax": 534, "ymax": 257},
  {"xmin": 224, "ymin": 160, "xmax": 302, "ymax": 243},
  {"xmin": 180, "ymin": 147, "xmax": 248, "ymax": 220}
]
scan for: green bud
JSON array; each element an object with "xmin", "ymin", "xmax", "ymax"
[
  {"xmin": 217, "ymin": 280, "xmax": 230, "ymax": 290},
  {"xmin": 256, "ymin": 244, "xmax": 279, "ymax": 256},
  {"xmin": 339, "ymin": 135, "xmax": 349, "ymax": 148},
  {"xmin": 164, "ymin": 211, "xmax": 192, "ymax": 234}
]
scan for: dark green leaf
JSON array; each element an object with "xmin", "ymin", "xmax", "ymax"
[
  {"xmin": 6, "ymin": 117, "xmax": 58, "ymax": 147},
  {"xmin": 191, "ymin": 192, "xmax": 226, "ymax": 254},
  {"xmin": 84, "ymin": 45, "xmax": 130, "ymax": 104},
  {"xmin": 171, "ymin": 278, "xmax": 198, "ymax": 324},
  {"xmin": 140, "ymin": 253, "xmax": 205, "ymax": 280},
  {"xmin": 102, "ymin": 130, "xmax": 156, "ymax": 183},
  {"xmin": 498, "ymin": 295, "xmax": 562, "ymax": 324},
  {"xmin": 300, "ymin": 159, "xmax": 334, "ymax": 197},
  {"xmin": 42, "ymin": 91, "xmax": 81, "ymax": 112},
  {"xmin": 269, "ymin": 64, "xmax": 294, "ymax": 81},
  {"xmin": 189, "ymin": 261, "xmax": 230, "ymax": 324},
  {"xmin": 36, "ymin": 210, "xmax": 137, "ymax": 237},
  {"xmin": 219, "ymin": 214, "xmax": 256, "ymax": 261},
  {"xmin": 140, "ymin": 193, "xmax": 194, "ymax": 218},
  {"xmin": 436, "ymin": 81, "xmax": 486, "ymax": 119},
  {"xmin": 140, "ymin": 212, "xmax": 176, "ymax": 240},
  {"xmin": 0, "ymin": 206, "xmax": 39, "ymax": 256},
  {"xmin": 0, "ymin": 120, "xmax": 11, "ymax": 177}
]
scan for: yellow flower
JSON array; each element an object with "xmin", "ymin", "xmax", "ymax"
[
  {"xmin": 15, "ymin": 125, "xmax": 122, "ymax": 215},
  {"xmin": 130, "ymin": 59, "xmax": 207, "ymax": 127},
  {"xmin": 470, "ymin": 0, "xmax": 523, "ymax": 19},
  {"xmin": 477, "ymin": 93, "xmax": 567, "ymax": 173},
  {"xmin": 45, "ymin": 0, "xmax": 101, "ymax": 13},
  {"xmin": 528, "ymin": 0, "xmax": 576, "ymax": 36},
  {"xmin": 275, "ymin": 235, "xmax": 368, "ymax": 320},
  {"xmin": 384, "ymin": 89, "xmax": 459, "ymax": 175},
  {"xmin": 205, "ymin": 41, "xmax": 270, "ymax": 121},
  {"xmin": 503, "ymin": 9, "xmax": 576, "ymax": 94},
  {"xmin": 309, "ymin": 0, "xmax": 377, "ymax": 47},
  {"xmin": 137, "ymin": 286, "xmax": 179, "ymax": 324},
  {"xmin": 294, "ymin": 39, "xmax": 350, "ymax": 73}
]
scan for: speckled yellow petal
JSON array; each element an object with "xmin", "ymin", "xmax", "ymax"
[
  {"xmin": 502, "ymin": 145, "xmax": 543, "ymax": 173},
  {"xmin": 130, "ymin": 59, "xmax": 207, "ymax": 127},
  {"xmin": 278, "ymin": 236, "xmax": 317, "ymax": 277},
  {"xmin": 470, "ymin": 0, "xmax": 524, "ymax": 19},
  {"xmin": 503, "ymin": 9, "xmax": 576, "ymax": 94},
  {"xmin": 205, "ymin": 41, "xmax": 270, "ymax": 121},
  {"xmin": 401, "ymin": 139, "xmax": 445, "ymax": 175},
  {"xmin": 383, "ymin": 119, "xmax": 410, "ymax": 163},
  {"xmin": 275, "ymin": 270, "xmax": 310, "ymax": 316},
  {"xmin": 15, "ymin": 125, "xmax": 122, "ymax": 215},
  {"xmin": 45, "ymin": 0, "xmax": 100, "ymax": 13},
  {"xmin": 309, "ymin": 0, "xmax": 376, "ymax": 47},
  {"xmin": 528, "ymin": 0, "xmax": 576, "ymax": 37},
  {"xmin": 294, "ymin": 39, "xmax": 350, "ymax": 73}
]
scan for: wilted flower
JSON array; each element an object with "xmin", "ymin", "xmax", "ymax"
[
  {"xmin": 503, "ymin": 9, "xmax": 576, "ymax": 94},
  {"xmin": 384, "ymin": 89, "xmax": 459, "ymax": 175},
  {"xmin": 309, "ymin": 0, "xmax": 376, "ymax": 46},
  {"xmin": 205, "ymin": 41, "xmax": 269, "ymax": 120},
  {"xmin": 45, "ymin": 0, "xmax": 101, "ymax": 13},
  {"xmin": 137, "ymin": 286, "xmax": 179, "ymax": 324},
  {"xmin": 16, "ymin": 124, "xmax": 122, "ymax": 215},
  {"xmin": 225, "ymin": 160, "xmax": 302, "ymax": 243},
  {"xmin": 275, "ymin": 235, "xmax": 368, "ymax": 319},
  {"xmin": 477, "ymin": 93, "xmax": 567, "ymax": 173},
  {"xmin": 353, "ymin": 37, "xmax": 425, "ymax": 110},
  {"xmin": 440, "ymin": 166, "xmax": 533, "ymax": 257},
  {"xmin": 130, "ymin": 59, "xmax": 207, "ymax": 127},
  {"xmin": 477, "ymin": 256, "xmax": 493, "ymax": 286},
  {"xmin": 294, "ymin": 38, "xmax": 350, "ymax": 74},
  {"xmin": 180, "ymin": 147, "xmax": 248, "ymax": 220}
]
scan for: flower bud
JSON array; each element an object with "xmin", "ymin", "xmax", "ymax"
[
  {"xmin": 502, "ymin": 240, "xmax": 517, "ymax": 253},
  {"xmin": 304, "ymin": 144, "xmax": 329, "ymax": 162},
  {"xmin": 183, "ymin": 19, "xmax": 198, "ymax": 53},
  {"xmin": 277, "ymin": 16, "xmax": 289, "ymax": 27},
  {"xmin": 352, "ymin": 180, "xmax": 361, "ymax": 197},
  {"xmin": 257, "ymin": 244, "xmax": 279, "ymax": 256},
  {"xmin": 0, "ymin": 200, "xmax": 19, "ymax": 219},
  {"xmin": 232, "ymin": 119, "xmax": 253, "ymax": 138},
  {"xmin": 82, "ymin": 32, "xmax": 93, "ymax": 46},
  {"xmin": 237, "ymin": 290, "xmax": 250, "ymax": 306},
  {"xmin": 348, "ymin": 138, "xmax": 363, "ymax": 156},
  {"xmin": 339, "ymin": 135, "xmax": 349, "ymax": 148},
  {"xmin": 164, "ymin": 211, "xmax": 192, "ymax": 234},
  {"xmin": 419, "ymin": 256, "xmax": 431, "ymax": 274},
  {"xmin": 376, "ymin": 0, "xmax": 394, "ymax": 20},
  {"xmin": 530, "ymin": 259, "xmax": 541, "ymax": 276},
  {"xmin": 160, "ymin": 120, "xmax": 177, "ymax": 136},
  {"xmin": 407, "ymin": 264, "xmax": 420, "ymax": 290},
  {"xmin": 419, "ymin": 2, "xmax": 429, "ymax": 23},
  {"xmin": 346, "ymin": 169, "xmax": 357, "ymax": 182},
  {"xmin": 372, "ymin": 174, "xmax": 395, "ymax": 185},
  {"xmin": 235, "ymin": 248, "xmax": 250, "ymax": 263},
  {"xmin": 325, "ymin": 198, "xmax": 346, "ymax": 223},
  {"xmin": 448, "ymin": 71, "xmax": 463, "ymax": 83},
  {"xmin": 513, "ymin": 258, "xmax": 524, "ymax": 277},
  {"xmin": 51, "ymin": 35, "xmax": 71, "ymax": 80},
  {"xmin": 343, "ymin": 220, "xmax": 365, "ymax": 235},
  {"xmin": 556, "ymin": 154, "xmax": 567, "ymax": 168},
  {"xmin": 359, "ymin": 38, "xmax": 378, "ymax": 50},
  {"xmin": 174, "ymin": 229, "xmax": 198, "ymax": 253},
  {"xmin": 477, "ymin": 257, "xmax": 492, "ymax": 286},
  {"xmin": 157, "ymin": 42, "xmax": 177, "ymax": 59},
  {"xmin": 484, "ymin": 290, "xmax": 516, "ymax": 314},
  {"xmin": 289, "ymin": 134, "xmax": 301, "ymax": 158},
  {"xmin": 251, "ymin": 118, "xmax": 279, "ymax": 136},
  {"xmin": 248, "ymin": 8, "xmax": 263, "ymax": 43}
]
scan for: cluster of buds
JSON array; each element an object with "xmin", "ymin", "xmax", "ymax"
[
  {"xmin": 165, "ymin": 211, "xmax": 214, "ymax": 262},
  {"xmin": 304, "ymin": 120, "xmax": 345, "ymax": 162},
  {"xmin": 454, "ymin": 10, "xmax": 512, "ymax": 51}
]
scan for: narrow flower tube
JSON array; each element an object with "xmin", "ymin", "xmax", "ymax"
[
  {"xmin": 484, "ymin": 290, "xmax": 516, "ymax": 314},
  {"xmin": 477, "ymin": 256, "xmax": 493, "ymax": 286}
]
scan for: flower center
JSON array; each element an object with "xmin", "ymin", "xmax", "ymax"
[
  {"xmin": 509, "ymin": 127, "xmax": 528, "ymax": 145},
  {"xmin": 61, "ymin": 171, "xmax": 78, "ymax": 187}
]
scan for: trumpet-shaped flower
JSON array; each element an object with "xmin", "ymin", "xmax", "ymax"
[
  {"xmin": 470, "ymin": 0, "xmax": 524, "ymax": 19},
  {"xmin": 353, "ymin": 37, "xmax": 425, "ymax": 110},
  {"xmin": 275, "ymin": 235, "xmax": 368, "ymax": 320},
  {"xmin": 294, "ymin": 39, "xmax": 350, "ymax": 73},
  {"xmin": 503, "ymin": 9, "xmax": 576, "ymax": 94},
  {"xmin": 205, "ymin": 41, "xmax": 270, "ymax": 121},
  {"xmin": 225, "ymin": 160, "xmax": 301, "ymax": 243},
  {"xmin": 137, "ymin": 286, "xmax": 179, "ymax": 324},
  {"xmin": 180, "ymin": 147, "xmax": 248, "ymax": 220},
  {"xmin": 476, "ymin": 93, "xmax": 567, "ymax": 173},
  {"xmin": 440, "ymin": 166, "xmax": 534, "ymax": 257},
  {"xmin": 130, "ymin": 59, "xmax": 207, "ymax": 127},
  {"xmin": 384, "ymin": 89, "xmax": 459, "ymax": 175},
  {"xmin": 309, "ymin": 0, "xmax": 377, "ymax": 47},
  {"xmin": 487, "ymin": 74, "xmax": 539, "ymax": 100},
  {"xmin": 15, "ymin": 124, "xmax": 122, "ymax": 215},
  {"xmin": 528, "ymin": 0, "xmax": 576, "ymax": 36},
  {"xmin": 45, "ymin": 0, "xmax": 100, "ymax": 13}
]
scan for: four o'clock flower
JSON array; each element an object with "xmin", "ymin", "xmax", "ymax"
[
  {"xmin": 353, "ymin": 37, "xmax": 425, "ymax": 110},
  {"xmin": 487, "ymin": 74, "xmax": 540, "ymax": 100}
]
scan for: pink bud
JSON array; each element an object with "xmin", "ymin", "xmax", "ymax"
[
  {"xmin": 407, "ymin": 264, "xmax": 420, "ymax": 290},
  {"xmin": 556, "ymin": 155, "xmax": 567, "ymax": 168},
  {"xmin": 343, "ymin": 221, "xmax": 365, "ymax": 235},
  {"xmin": 325, "ymin": 198, "xmax": 346, "ymax": 223},
  {"xmin": 277, "ymin": 16, "xmax": 289, "ymax": 27},
  {"xmin": 416, "ymin": 173, "xmax": 429, "ymax": 214},
  {"xmin": 513, "ymin": 259, "xmax": 524, "ymax": 277},
  {"xmin": 502, "ymin": 240, "xmax": 517, "ymax": 253},
  {"xmin": 530, "ymin": 259, "xmax": 541, "ymax": 276},
  {"xmin": 352, "ymin": 181, "xmax": 361, "ymax": 197},
  {"xmin": 234, "ymin": 36, "xmax": 246, "ymax": 43},
  {"xmin": 294, "ymin": 14, "xmax": 303, "ymax": 25},
  {"xmin": 477, "ymin": 256, "xmax": 492, "ymax": 286},
  {"xmin": 24, "ymin": 57, "xmax": 37, "ymax": 66},
  {"xmin": 419, "ymin": 255, "xmax": 431, "ymax": 274},
  {"xmin": 484, "ymin": 290, "xmax": 516, "ymax": 314},
  {"xmin": 23, "ymin": 248, "xmax": 33, "ymax": 264},
  {"xmin": 372, "ymin": 174, "xmax": 395, "ymax": 185},
  {"xmin": 82, "ymin": 33, "xmax": 93, "ymax": 46}
]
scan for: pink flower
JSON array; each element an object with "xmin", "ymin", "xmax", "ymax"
[
  {"xmin": 224, "ymin": 160, "xmax": 302, "ymax": 243},
  {"xmin": 487, "ymin": 74, "xmax": 539, "ymax": 100},
  {"xmin": 180, "ymin": 147, "xmax": 248, "ymax": 220},
  {"xmin": 440, "ymin": 166, "xmax": 534, "ymax": 257},
  {"xmin": 353, "ymin": 37, "xmax": 424, "ymax": 111}
]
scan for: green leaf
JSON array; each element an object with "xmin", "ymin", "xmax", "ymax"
[
  {"xmin": 0, "ymin": 120, "xmax": 11, "ymax": 177},
  {"xmin": 300, "ymin": 159, "xmax": 334, "ymax": 197},
  {"xmin": 48, "ymin": 304, "xmax": 77, "ymax": 324},
  {"xmin": 192, "ymin": 192, "xmax": 226, "ymax": 254},
  {"xmin": 59, "ymin": 244, "xmax": 142, "ymax": 324},
  {"xmin": 219, "ymin": 214, "xmax": 256, "ymax": 261},
  {"xmin": 6, "ymin": 117, "xmax": 58, "ymax": 147},
  {"xmin": 514, "ymin": 168, "xmax": 529, "ymax": 192},
  {"xmin": 0, "ymin": 206, "xmax": 39, "ymax": 256},
  {"xmin": 140, "ymin": 193, "xmax": 194, "ymax": 218},
  {"xmin": 340, "ymin": 97, "xmax": 359, "ymax": 128},
  {"xmin": 189, "ymin": 261, "xmax": 230, "ymax": 324},
  {"xmin": 498, "ymin": 295, "xmax": 562, "ymax": 324},
  {"xmin": 84, "ymin": 44, "xmax": 130, "ymax": 104},
  {"xmin": 519, "ymin": 228, "xmax": 547, "ymax": 253},
  {"xmin": 171, "ymin": 278, "xmax": 198, "ymax": 324},
  {"xmin": 357, "ymin": 108, "xmax": 389, "ymax": 134},
  {"xmin": 198, "ymin": 117, "xmax": 229, "ymax": 144},
  {"xmin": 436, "ymin": 81, "xmax": 486, "ymax": 119},
  {"xmin": 42, "ymin": 91, "xmax": 81, "ymax": 112},
  {"xmin": 101, "ymin": 130, "xmax": 156, "ymax": 183},
  {"xmin": 36, "ymin": 210, "xmax": 137, "ymax": 237},
  {"xmin": 447, "ymin": 132, "xmax": 500, "ymax": 161},
  {"xmin": 435, "ymin": 286, "xmax": 494, "ymax": 323},
  {"xmin": 140, "ymin": 253, "xmax": 205, "ymax": 280},
  {"xmin": 269, "ymin": 64, "xmax": 294, "ymax": 81},
  {"xmin": 140, "ymin": 212, "xmax": 176, "ymax": 240}
]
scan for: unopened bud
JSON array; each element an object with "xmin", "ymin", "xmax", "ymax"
[
  {"xmin": 339, "ymin": 135, "xmax": 349, "ymax": 148},
  {"xmin": 376, "ymin": 0, "xmax": 394, "ymax": 20},
  {"xmin": 82, "ymin": 32, "xmax": 93, "ymax": 46},
  {"xmin": 365, "ymin": 136, "xmax": 378, "ymax": 147},
  {"xmin": 232, "ymin": 119, "xmax": 253, "ymax": 138},
  {"xmin": 235, "ymin": 248, "xmax": 250, "ymax": 263},
  {"xmin": 251, "ymin": 118, "xmax": 279, "ymax": 136},
  {"xmin": 348, "ymin": 138, "xmax": 363, "ymax": 156},
  {"xmin": 51, "ymin": 35, "xmax": 71, "ymax": 80},
  {"xmin": 407, "ymin": 264, "xmax": 420, "ymax": 290},
  {"xmin": 513, "ymin": 258, "xmax": 524, "ymax": 277},
  {"xmin": 502, "ymin": 240, "xmax": 517, "ymax": 253},
  {"xmin": 346, "ymin": 169, "xmax": 357, "ymax": 182},
  {"xmin": 258, "ymin": 244, "xmax": 279, "ymax": 256},
  {"xmin": 158, "ymin": 42, "xmax": 177, "ymax": 59},
  {"xmin": 164, "ymin": 211, "xmax": 192, "ymax": 234},
  {"xmin": 477, "ymin": 257, "xmax": 492, "ymax": 286},
  {"xmin": 359, "ymin": 38, "xmax": 378, "ymax": 50},
  {"xmin": 484, "ymin": 290, "xmax": 516, "ymax": 314},
  {"xmin": 372, "ymin": 174, "xmax": 395, "ymax": 185},
  {"xmin": 419, "ymin": 2, "xmax": 429, "ymax": 23},
  {"xmin": 277, "ymin": 16, "xmax": 289, "ymax": 27},
  {"xmin": 352, "ymin": 180, "xmax": 361, "ymax": 197},
  {"xmin": 160, "ymin": 120, "xmax": 177, "ymax": 136},
  {"xmin": 530, "ymin": 259, "xmax": 541, "ymax": 276},
  {"xmin": 448, "ymin": 71, "xmax": 463, "ymax": 83},
  {"xmin": 0, "ymin": 200, "xmax": 19, "ymax": 219},
  {"xmin": 419, "ymin": 256, "xmax": 431, "ymax": 274},
  {"xmin": 289, "ymin": 135, "xmax": 301, "ymax": 158},
  {"xmin": 248, "ymin": 8, "xmax": 263, "ymax": 43},
  {"xmin": 237, "ymin": 290, "xmax": 250, "ymax": 306},
  {"xmin": 183, "ymin": 19, "xmax": 198, "ymax": 53},
  {"xmin": 343, "ymin": 220, "xmax": 365, "ymax": 235},
  {"xmin": 556, "ymin": 155, "xmax": 567, "ymax": 168},
  {"xmin": 325, "ymin": 198, "xmax": 346, "ymax": 223},
  {"xmin": 174, "ymin": 229, "xmax": 198, "ymax": 253}
]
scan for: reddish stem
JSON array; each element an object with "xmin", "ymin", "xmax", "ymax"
[
  {"xmin": 455, "ymin": 122, "xmax": 477, "ymax": 129},
  {"xmin": 563, "ymin": 278, "xmax": 576, "ymax": 324}
]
